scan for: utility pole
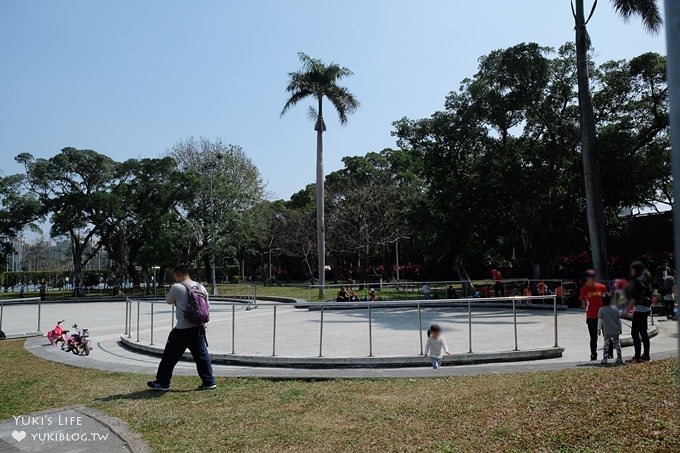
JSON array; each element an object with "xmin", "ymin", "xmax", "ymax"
[{"xmin": 209, "ymin": 153, "xmax": 223, "ymax": 296}]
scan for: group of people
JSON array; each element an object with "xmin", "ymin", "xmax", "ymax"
[
  {"xmin": 580, "ymin": 261, "xmax": 675, "ymax": 364},
  {"xmin": 146, "ymin": 261, "xmax": 676, "ymax": 389},
  {"xmin": 336, "ymin": 286, "xmax": 376, "ymax": 302}
]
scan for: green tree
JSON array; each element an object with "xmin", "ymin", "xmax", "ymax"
[
  {"xmin": 99, "ymin": 156, "xmax": 188, "ymax": 293},
  {"xmin": 169, "ymin": 137, "xmax": 264, "ymax": 289},
  {"xmin": 281, "ymin": 53, "xmax": 359, "ymax": 297},
  {"xmin": 394, "ymin": 43, "xmax": 670, "ymax": 278},
  {"xmin": 573, "ymin": 0, "xmax": 662, "ymax": 279},
  {"xmin": 0, "ymin": 175, "xmax": 41, "ymax": 260},
  {"xmin": 325, "ymin": 149, "xmax": 423, "ymax": 281},
  {"xmin": 17, "ymin": 148, "xmax": 118, "ymax": 296}
]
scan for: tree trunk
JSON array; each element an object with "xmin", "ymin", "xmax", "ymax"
[
  {"xmin": 575, "ymin": 1, "xmax": 608, "ymax": 280},
  {"xmin": 315, "ymin": 96, "xmax": 326, "ymax": 298}
]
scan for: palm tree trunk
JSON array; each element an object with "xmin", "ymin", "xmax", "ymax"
[
  {"xmin": 316, "ymin": 96, "xmax": 326, "ymax": 298},
  {"xmin": 575, "ymin": 0, "xmax": 608, "ymax": 279}
]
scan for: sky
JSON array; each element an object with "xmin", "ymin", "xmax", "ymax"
[{"xmin": 0, "ymin": 0, "xmax": 667, "ymax": 201}]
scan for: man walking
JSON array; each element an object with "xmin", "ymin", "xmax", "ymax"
[
  {"xmin": 579, "ymin": 269, "xmax": 607, "ymax": 361},
  {"xmin": 147, "ymin": 264, "xmax": 216, "ymax": 391}
]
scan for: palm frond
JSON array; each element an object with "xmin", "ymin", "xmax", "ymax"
[
  {"xmin": 281, "ymin": 52, "xmax": 359, "ymax": 126},
  {"xmin": 281, "ymin": 89, "xmax": 313, "ymax": 117},
  {"xmin": 325, "ymin": 85, "xmax": 360, "ymax": 125},
  {"xmin": 611, "ymin": 0, "xmax": 662, "ymax": 33}
]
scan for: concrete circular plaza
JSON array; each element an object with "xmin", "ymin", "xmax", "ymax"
[{"xmin": 3, "ymin": 298, "xmax": 677, "ymax": 378}]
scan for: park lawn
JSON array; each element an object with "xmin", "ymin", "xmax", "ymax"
[
  {"xmin": 0, "ymin": 340, "xmax": 678, "ymax": 452},
  {"xmin": 220, "ymin": 283, "xmax": 453, "ymax": 302}
]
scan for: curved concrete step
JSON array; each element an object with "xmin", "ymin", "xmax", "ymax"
[{"xmin": 120, "ymin": 335, "xmax": 564, "ymax": 369}]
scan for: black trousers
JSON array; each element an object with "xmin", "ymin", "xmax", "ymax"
[
  {"xmin": 664, "ymin": 299, "xmax": 676, "ymax": 318},
  {"xmin": 631, "ymin": 311, "xmax": 650, "ymax": 358},
  {"xmin": 586, "ymin": 318, "xmax": 598, "ymax": 357},
  {"xmin": 156, "ymin": 326, "xmax": 215, "ymax": 386},
  {"xmin": 494, "ymin": 281, "xmax": 504, "ymax": 297}
]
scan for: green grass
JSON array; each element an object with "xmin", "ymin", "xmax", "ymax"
[
  {"xmin": 219, "ymin": 283, "xmax": 464, "ymax": 302},
  {"xmin": 0, "ymin": 340, "xmax": 678, "ymax": 451}
]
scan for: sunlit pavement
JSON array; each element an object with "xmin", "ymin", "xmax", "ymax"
[{"xmin": 5, "ymin": 300, "xmax": 677, "ymax": 378}]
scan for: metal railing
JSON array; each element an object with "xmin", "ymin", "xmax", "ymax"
[
  {"xmin": 0, "ymin": 297, "xmax": 43, "ymax": 334},
  {"xmin": 124, "ymin": 295, "xmax": 560, "ymax": 357},
  {"xmin": 309, "ymin": 279, "xmax": 565, "ymax": 302}
]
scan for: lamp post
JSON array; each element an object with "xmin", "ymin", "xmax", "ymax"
[
  {"xmin": 209, "ymin": 153, "xmax": 223, "ymax": 296},
  {"xmin": 268, "ymin": 246, "xmax": 280, "ymax": 283},
  {"xmin": 392, "ymin": 236, "xmax": 409, "ymax": 290},
  {"xmin": 151, "ymin": 266, "xmax": 160, "ymax": 297}
]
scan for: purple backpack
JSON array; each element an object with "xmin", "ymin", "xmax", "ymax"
[{"xmin": 181, "ymin": 282, "xmax": 210, "ymax": 324}]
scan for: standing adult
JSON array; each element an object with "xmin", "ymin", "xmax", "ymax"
[
  {"xmin": 655, "ymin": 260, "xmax": 670, "ymax": 288},
  {"xmin": 422, "ymin": 283, "xmax": 430, "ymax": 300},
  {"xmin": 625, "ymin": 261, "xmax": 653, "ymax": 363},
  {"xmin": 491, "ymin": 269, "xmax": 504, "ymax": 297},
  {"xmin": 147, "ymin": 264, "xmax": 216, "ymax": 391},
  {"xmin": 579, "ymin": 270, "xmax": 607, "ymax": 361},
  {"xmin": 662, "ymin": 269, "xmax": 676, "ymax": 320}
]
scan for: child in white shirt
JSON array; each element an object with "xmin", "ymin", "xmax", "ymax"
[{"xmin": 424, "ymin": 324, "xmax": 450, "ymax": 369}]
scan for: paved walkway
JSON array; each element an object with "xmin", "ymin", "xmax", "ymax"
[
  {"xmin": 0, "ymin": 406, "xmax": 149, "ymax": 453},
  {"xmin": 5, "ymin": 299, "xmax": 677, "ymax": 378}
]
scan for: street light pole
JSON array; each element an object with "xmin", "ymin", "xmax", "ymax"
[
  {"xmin": 392, "ymin": 236, "xmax": 409, "ymax": 290},
  {"xmin": 268, "ymin": 248, "xmax": 273, "ymax": 281},
  {"xmin": 152, "ymin": 266, "xmax": 160, "ymax": 297},
  {"xmin": 395, "ymin": 239, "xmax": 400, "ymax": 289},
  {"xmin": 210, "ymin": 167, "xmax": 217, "ymax": 296},
  {"xmin": 209, "ymin": 153, "xmax": 223, "ymax": 296}
]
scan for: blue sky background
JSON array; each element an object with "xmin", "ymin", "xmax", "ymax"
[{"xmin": 0, "ymin": 0, "xmax": 667, "ymax": 200}]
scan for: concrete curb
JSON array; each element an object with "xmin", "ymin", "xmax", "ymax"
[
  {"xmin": 0, "ymin": 405, "xmax": 151, "ymax": 453},
  {"xmin": 0, "ymin": 331, "xmax": 43, "ymax": 340},
  {"xmin": 73, "ymin": 406, "xmax": 152, "ymax": 453},
  {"xmin": 120, "ymin": 335, "xmax": 564, "ymax": 369},
  {"xmin": 619, "ymin": 326, "xmax": 659, "ymax": 347}
]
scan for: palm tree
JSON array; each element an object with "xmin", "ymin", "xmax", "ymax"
[
  {"xmin": 573, "ymin": 0, "xmax": 662, "ymax": 279},
  {"xmin": 281, "ymin": 53, "xmax": 359, "ymax": 298}
]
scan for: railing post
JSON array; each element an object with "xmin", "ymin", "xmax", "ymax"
[
  {"xmin": 368, "ymin": 303, "xmax": 373, "ymax": 357},
  {"xmin": 0, "ymin": 299, "xmax": 4, "ymax": 332},
  {"xmin": 150, "ymin": 300, "xmax": 154, "ymax": 346},
  {"xmin": 37, "ymin": 297, "xmax": 41, "ymax": 332},
  {"xmin": 319, "ymin": 306, "xmax": 324, "ymax": 357},
  {"xmin": 124, "ymin": 299, "xmax": 129, "ymax": 335},
  {"xmin": 136, "ymin": 299, "xmax": 140, "ymax": 342},
  {"xmin": 417, "ymin": 301, "xmax": 423, "ymax": 355},
  {"xmin": 231, "ymin": 305, "xmax": 236, "ymax": 354},
  {"xmin": 308, "ymin": 285, "xmax": 311, "ymax": 303},
  {"xmin": 127, "ymin": 299, "xmax": 132, "ymax": 339},
  {"xmin": 513, "ymin": 297, "xmax": 518, "ymax": 351},
  {"xmin": 468, "ymin": 298, "xmax": 472, "ymax": 353},
  {"xmin": 553, "ymin": 295, "xmax": 559, "ymax": 347},
  {"xmin": 272, "ymin": 305, "xmax": 277, "ymax": 356}
]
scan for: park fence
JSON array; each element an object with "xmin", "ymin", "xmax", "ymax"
[
  {"xmin": 0, "ymin": 297, "xmax": 43, "ymax": 335},
  {"xmin": 124, "ymin": 295, "xmax": 560, "ymax": 358},
  {"xmin": 310, "ymin": 279, "xmax": 566, "ymax": 302}
]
